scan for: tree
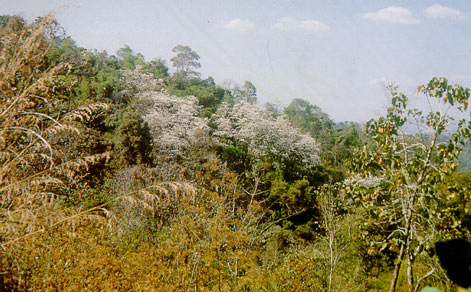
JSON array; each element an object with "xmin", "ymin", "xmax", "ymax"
[
  {"xmin": 120, "ymin": 67, "xmax": 209, "ymax": 155},
  {"xmin": 170, "ymin": 45, "xmax": 201, "ymax": 80},
  {"xmin": 348, "ymin": 79, "xmax": 471, "ymax": 292},
  {"xmin": 181, "ymin": 76, "xmax": 227, "ymax": 117},
  {"xmin": 214, "ymin": 101, "xmax": 320, "ymax": 169},
  {"xmin": 242, "ymin": 81, "xmax": 257, "ymax": 104},
  {"xmin": 223, "ymin": 80, "xmax": 257, "ymax": 104},
  {"xmin": 116, "ymin": 44, "xmax": 146, "ymax": 70},
  {"xmin": 284, "ymin": 98, "xmax": 340, "ymax": 164},
  {"xmin": 329, "ymin": 123, "xmax": 365, "ymax": 166},
  {"xmin": 284, "ymin": 98, "xmax": 333, "ymax": 140},
  {"xmin": 264, "ymin": 102, "xmax": 282, "ymax": 115},
  {"xmin": 114, "ymin": 110, "xmax": 152, "ymax": 166},
  {"xmin": 149, "ymin": 57, "xmax": 169, "ymax": 78},
  {"xmin": 316, "ymin": 183, "xmax": 359, "ymax": 292}
]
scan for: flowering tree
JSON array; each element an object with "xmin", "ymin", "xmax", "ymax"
[
  {"xmin": 214, "ymin": 101, "xmax": 320, "ymax": 168},
  {"xmin": 121, "ymin": 68, "xmax": 209, "ymax": 155},
  {"xmin": 120, "ymin": 65, "xmax": 165, "ymax": 94}
]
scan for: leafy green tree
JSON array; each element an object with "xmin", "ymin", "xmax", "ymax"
[
  {"xmin": 284, "ymin": 98, "xmax": 333, "ymax": 140},
  {"xmin": 194, "ymin": 85, "xmax": 226, "ymax": 116},
  {"xmin": 113, "ymin": 110, "xmax": 152, "ymax": 166},
  {"xmin": 225, "ymin": 80, "xmax": 257, "ymax": 104},
  {"xmin": 283, "ymin": 99, "xmax": 337, "ymax": 163},
  {"xmin": 149, "ymin": 57, "xmax": 169, "ymax": 78},
  {"xmin": 330, "ymin": 122, "xmax": 365, "ymax": 165},
  {"xmin": 283, "ymin": 99, "xmax": 366, "ymax": 167},
  {"xmin": 72, "ymin": 51, "xmax": 122, "ymax": 104},
  {"xmin": 349, "ymin": 79, "xmax": 471, "ymax": 292},
  {"xmin": 117, "ymin": 44, "xmax": 146, "ymax": 70},
  {"xmin": 241, "ymin": 81, "xmax": 257, "ymax": 104}
]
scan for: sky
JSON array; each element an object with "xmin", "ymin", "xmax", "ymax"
[{"xmin": 1, "ymin": 0, "xmax": 471, "ymax": 122}]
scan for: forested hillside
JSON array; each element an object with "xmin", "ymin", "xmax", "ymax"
[{"xmin": 2, "ymin": 15, "xmax": 471, "ymax": 292}]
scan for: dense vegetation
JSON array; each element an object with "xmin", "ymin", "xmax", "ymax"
[{"xmin": 1, "ymin": 15, "xmax": 471, "ymax": 291}]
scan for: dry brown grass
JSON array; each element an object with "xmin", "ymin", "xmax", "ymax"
[{"xmin": 0, "ymin": 15, "xmax": 113, "ymax": 290}]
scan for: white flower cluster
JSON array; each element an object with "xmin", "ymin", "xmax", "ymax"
[
  {"xmin": 120, "ymin": 65, "xmax": 165, "ymax": 93},
  {"xmin": 142, "ymin": 92, "xmax": 209, "ymax": 152},
  {"xmin": 214, "ymin": 101, "xmax": 320, "ymax": 167},
  {"xmin": 122, "ymin": 68, "xmax": 209, "ymax": 154},
  {"xmin": 343, "ymin": 174, "xmax": 382, "ymax": 189}
]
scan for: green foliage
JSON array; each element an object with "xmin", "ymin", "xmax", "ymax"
[
  {"xmin": 117, "ymin": 44, "xmax": 147, "ymax": 70},
  {"xmin": 112, "ymin": 109, "xmax": 152, "ymax": 166},
  {"xmin": 221, "ymin": 145, "xmax": 247, "ymax": 171},
  {"xmin": 230, "ymin": 80, "xmax": 258, "ymax": 104},
  {"xmin": 284, "ymin": 98, "xmax": 365, "ymax": 166},
  {"xmin": 349, "ymin": 79, "xmax": 471, "ymax": 291},
  {"xmin": 166, "ymin": 75, "xmax": 228, "ymax": 117},
  {"xmin": 284, "ymin": 98, "xmax": 334, "ymax": 140},
  {"xmin": 0, "ymin": 15, "xmax": 13, "ymax": 27},
  {"xmin": 329, "ymin": 122, "xmax": 366, "ymax": 166},
  {"xmin": 149, "ymin": 58, "xmax": 169, "ymax": 78},
  {"xmin": 268, "ymin": 177, "xmax": 321, "ymax": 240}
]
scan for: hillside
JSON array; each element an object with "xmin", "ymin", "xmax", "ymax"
[{"xmin": 1, "ymin": 15, "xmax": 471, "ymax": 292}]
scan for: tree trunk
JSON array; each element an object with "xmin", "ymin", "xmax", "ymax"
[
  {"xmin": 407, "ymin": 253, "xmax": 414, "ymax": 291},
  {"xmin": 389, "ymin": 209, "xmax": 414, "ymax": 292},
  {"xmin": 389, "ymin": 240, "xmax": 405, "ymax": 292}
]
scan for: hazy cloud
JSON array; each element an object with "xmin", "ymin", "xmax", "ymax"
[
  {"xmin": 271, "ymin": 16, "xmax": 326, "ymax": 32},
  {"xmin": 368, "ymin": 77, "xmax": 387, "ymax": 86},
  {"xmin": 224, "ymin": 18, "xmax": 254, "ymax": 32},
  {"xmin": 424, "ymin": 4, "xmax": 463, "ymax": 19},
  {"xmin": 362, "ymin": 6, "xmax": 419, "ymax": 24}
]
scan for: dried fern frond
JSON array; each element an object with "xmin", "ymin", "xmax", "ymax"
[
  {"xmin": 29, "ymin": 177, "xmax": 63, "ymax": 190},
  {"xmin": 54, "ymin": 152, "xmax": 110, "ymax": 179},
  {"xmin": 44, "ymin": 123, "xmax": 80, "ymax": 136},
  {"xmin": 111, "ymin": 181, "xmax": 198, "ymax": 231},
  {"xmin": 0, "ymin": 15, "xmax": 114, "ymax": 250},
  {"xmin": 122, "ymin": 182, "xmax": 197, "ymax": 207},
  {"xmin": 0, "ymin": 15, "xmax": 69, "ymax": 191},
  {"xmin": 0, "ymin": 16, "xmax": 69, "ymax": 116},
  {"xmin": 1, "ymin": 126, "xmax": 53, "ymax": 157},
  {"xmin": 62, "ymin": 102, "xmax": 110, "ymax": 123}
]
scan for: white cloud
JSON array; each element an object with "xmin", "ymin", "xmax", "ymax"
[
  {"xmin": 271, "ymin": 16, "xmax": 326, "ymax": 32},
  {"xmin": 224, "ymin": 18, "xmax": 254, "ymax": 32},
  {"xmin": 362, "ymin": 6, "xmax": 419, "ymax": 24},
  {"xmin": 369, "ymin": 78, "xmax": 387, "ymax": 86},
  {"xmin": 424, "ymin": 4, "xmax": 463, "ymax": 19}
]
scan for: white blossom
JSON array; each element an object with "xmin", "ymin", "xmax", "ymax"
[
  {"xmin": 214, "ymin": 101, "xmax": 320, "ymax": 167},
  {"xmin": 120, "ymin": 65, "xmax": 165, "ymax": 94},
  {"xmin": 121, "ymin": 68, "xmax": 209, "ymax": 154},
  {"xmin": 142, "ymin": 92, "xmax": 209, "ymax": 152},
  {"xmin": 343, "ymin": 174, "xmax": 382, "ymax": 189}
]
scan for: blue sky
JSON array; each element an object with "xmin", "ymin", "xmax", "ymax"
[{"xmin": 2, "ymin": 0, "xmax": 471, "ymax": 122}]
